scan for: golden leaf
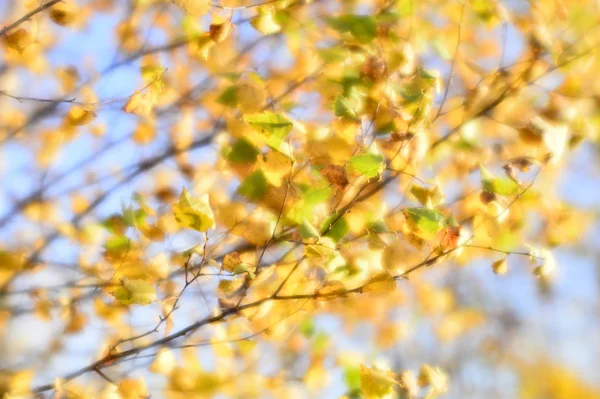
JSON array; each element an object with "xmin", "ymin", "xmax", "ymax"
[
  {"xmin": 123, "ymin": 91, "xmax": 154, "ymax": 117},
  {"xmin": 492, "ymin": 257, "xmax": 508, "ymax": 275},
  {"xmin": 250, "ymin": 7, "xmax": 281, "ymax": 35},
  {"xmin": 209, "ymin": 21, "xmax": 232, "ymax": 43},
  {"xmin": 64, "ymin": 307, "xmax": 87, "ymax": 334},
  {"xmin": 111, "ymin": 279, "xmax": 156, "ymax": 305},
  {"xmin": 133, "ymin": 120, "xmax": 156, "ymax": 144},
  {"xmin": 362, "ymin": 272, "xmax": 396, "ymax": 294},
  {"xmin": 360, "ymin": 364, "xmax": 398, "ymax": 399},
  {"xmin": 173, "ymin": 188, "xmax": 215, "ymax": 232},
  {"xmin": 3, "ymin": 28, "xmax": 33, "ymax": 53},
  {"xmin": 49, "ymin": 0, "xmax": 78, "ymax": 26},
  {"xmin": 222, "ymin": 252, "xmax": 242, "ymax": 272},
  {"xmin": 66, "ymin": 105, "xmax": 95, "ymax": 126},
  {"xmin": 118, "ymin": 378, "xmax": 148, "ymax": 399},
  {"xmin": 150, "ymin": 348, "xmax": 175, "ymax": 375},
  {"xmin": 172, "ymin": 0, "xmax": 211, "ymax": 16},
  {"xmin": 418, "ymin": 364, "xmax": 449, "ymax": 398},
  {"xmin": 315, "ymin": 280, "xmax": 347, "ymax": 298}
]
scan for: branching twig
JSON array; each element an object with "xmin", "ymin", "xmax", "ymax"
[{"xmin": 0, "ymin": 0, "xmax": 62, "ymax": 37}]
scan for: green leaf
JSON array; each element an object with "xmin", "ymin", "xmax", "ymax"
[
  {"xmin": 334, "ymin": 95, "xmax": 359, "ymax": 120},
  {"xmin": 219, "ymin": 72, "xmax": 241, "ymax": 81},
  {"xmin": 300, "ymin": 219, "xmax": 320, "ymax": 239},
  {"xmin": 312, "ymin": 331, "xmax": 329, "ymax": 354},
  {"xmin": 243, "ymin": 112, "xmax": 293, "ymax": 138},
  {"xmin": 304, "ymin": 186, "xmax": 332, "ymax": 205},
  {"xmin": 105, "ymin": 235, "xmax": 131, "ymax": 253},
  {"xmin": 350, "ymin": 153, "xmax": 384, "ymax": 178},
  {"xmin": 112, "ymin": 279, "xmax": 156, "ymax": 306},
  {"xmin": 173, "ymin": 188, "xmax": 215, "ymax": 232},
  {"xmin": 300, "ymin": 318, "xmax": 316, "ymax": 338},
  {"xmin": 480, "ymin": 165, "xmax": 519, "ymax": 196},
  {"xmin": 344, "ymin": 364, "xmax": 361, "ymax": 392},
  {"xmin": 316, "ymin": 47, "xmax": 349, "ymax": 63},
  {"xmin": 216, "ymin": 86, "xmax": 238, "ymax": 107},
  {"xmin": 320, "ymin": 213, "xmax": 349, "ymax": 242},
  {"xmin": 238, "ymin": 170, "xmax": 267, "ymax": 201},
  {"xmin": 395, "ymin": 82, "xmax": 423, "ymax": 103},
  {"xmin": 367, "ymin": 220, "xmax": 388, "ymax": 234},
  {"xmin": 403, "ymin": 207, "xmax": 447, "ymax": 239},
  {"xmin": 287, "ymin": 186, "xmax": 332, "ymax": 223},
  {"xmin": 122, "ymin": 205, "xmax": 146, "ymax": 227},
  {"xmin": 227, "ymin": 139, "xmax": 260, "ymax": 164},
  {"xmin": 233, "ymin": 263, "xmax": 255, "ymax": 279},
  {"xmin": 325, "ymin": 15, "xmax": 378, "ymax": 44}
]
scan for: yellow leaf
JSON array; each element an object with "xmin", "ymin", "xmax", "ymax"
[
  {"xmin": 215, "ymin": 201, "xmax": 248, "ymax": 229},
  {"xmin": 173, "ymin": 188, "xmax": 215, "ymax": 232},
  {"xmin": 3, "ymin": 28, "xmax": 33, "ymax": 53},
  {"xmin": 360, "ymin": 364, "xmax": 398, "ymax": 399},
  {"xmin": 56, "ymin": 66, "xmax": 79, "ymax": 92},
  {"xmin": 172, "ymin": 0, "xmax": 211, "ymax": 16},
  {"xmin": 260, "ymin": 150, "xmax": 292, "ymax": 186},
  {"xmin": 115, "ymin": 21, "xmax": 140, "ymax": 52},
  {"xmin": 66, "ymin": 105, "xmax": 95, "ymax": 126},
  {"xmin": 410, "ymin": 184, "xmax": 445, "ymax": 207},
  {"xmin": 222, "ymin": 252, "xmax": 242, "ymax": 272},
  {"xmin": 362, "ymin": 272, "xmax": 396, "ymax": 294},
  {"xmin": 236, "ymin": 82, "xmax": 266, "ymax": 113},
  {"xmin": 492, "ymin": 257, "xmax": 508, "ymax": 275},
  {"xmin": 250, "ymin": 7, "xmax": 281, "ymax": 34},
  {"xmin": 123, "ymin": 91, "xmax": 154, "ymax": 117},
  {"xmin": 418, "ymin": 364, "xmax": 449, "ymax": 397},
  {"xmin": 150, "ymin": 348, "xmax": 175, "ymax": 375},
  {"xmin": 1, "ymin": 369, "xmax": 34, "ymax": 395},
  {"xmin": 34, "ymin": 297, "xmax": 53, "ymax": 321},
  {"xmin": 23, "ymin": 200, "xmax": 56, "ymax": 222},
  {"xmin": 435, "ymin": 309, "xmax": 485, "ymax": 342},
  {"xmin": 209, "ymin": 21, "xmax": 232, "ymax": 43},
  {"xmin": 49, "ymin": 0, "xmax": 78, "ymax": 26},
  {"xmin": 112, "ymin": 279, "xmax": 156, "ymax": 305},
  {"xmin": 71, "ymin": 194, "xmax": 89, "ymax": 214},
  {"xmin": 399, "ymin": 370, "xmax": 419, "ymax": 397},
  {"xmin": 218, "ymin": 296, "xmax": 237, "ymax": 310},
  {"xmin": 315, "ymin": 280, "xmax": 347, "ymax": 298},
  {"xmin": 37, "ymin": 129, "xmax": 65, "ymax": 167},
  {"xmin": 188, "ymin": 34, "xmax": 215, "ymax": 60},
  {"xmin": 65, "ymin": 307, "xmax": 87, "ymax": 334},
  {"xmin": 0, "ymin": 250, "xmax": 24, "ymax": 272},
  {"xmin": 381, "ymin": 239, "xmax": 408, "ymax": 272},
  {"xmin": 118, "ymin": 378, "xmax": 147, "ymax": 399},
  {"xmin": 231, "ymin": 217, "xmax": 273, "ymax": 246},
  {"xmin": 133, "ymin": 120, "xmax": 156, "ymax": 144},
  {"xmin": 94, "ymin": 298, "xmax": 126, "ymax": 323}
]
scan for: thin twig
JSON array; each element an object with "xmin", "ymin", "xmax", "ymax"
[{"xmin": 0, "ymin": 0, "xmax": 63, "ymax": 37}]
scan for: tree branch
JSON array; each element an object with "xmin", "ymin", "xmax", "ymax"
[{"xmin": 0, "ymin": 0, "xmax": 62, "ymax": 37}]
